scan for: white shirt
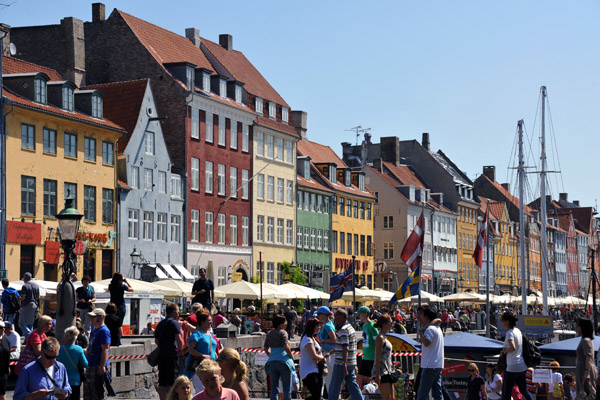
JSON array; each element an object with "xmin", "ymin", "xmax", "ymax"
[
  {"xmin": 548, "ymin": 372, "xmax": 563, "ymax": 393},
  {"xmin": 421, "ymin": 325, "xmax": 444, "ymax": 368},
  {"xmin": 6, "ymin": 331, "xmax": 20, "ymax": 360},
  {"xmin": 505, "ymin": 327, "xmax": 527, "ymax": 372},
  {"xmin": 299, "ymin": 336, "xmax": 321, "ymax": 379},
  {"xmin": 486, "ymin": 374, "xmax": 502, "ymax": 399}
]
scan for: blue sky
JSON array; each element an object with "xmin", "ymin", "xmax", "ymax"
[{"xmin": 3, "ymin": 1, "xmax": 599, "ymax": 209}]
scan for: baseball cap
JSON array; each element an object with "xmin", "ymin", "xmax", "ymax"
[
  {"xmin": 0, "ymin": 321, "xmax": 5, "ymax": 328},
  {"xmin": 316, "ymin": 306, "xmax": 331, "ymax": 315},
  {"xmin": 357, "ymin": 306, "xmax": 371, "ymax": 315},
  {"xmin": 22, "ymin": 272, "xmax": 32, "ymax": 280},
  {"xmin": 88, "ymin": 308, "xmax": 106, "ymax": 317},
  {"xmin": 4, "ymin": 322, "xmax": 12, "ymax": 328}
]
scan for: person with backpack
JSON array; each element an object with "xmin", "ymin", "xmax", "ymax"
[
  {"xmin": 500, "ymin": 311, "xmax": 533, "ymax": 400},
  {"xmin": 0, "ymin": 279, "xmax": 20, "ymax": 324}
]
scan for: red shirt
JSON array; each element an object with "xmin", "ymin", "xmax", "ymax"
[
  {"xmin": 186, "ymin": 313, "xmax": 198, "ymax": 327},
  {"xmin": 213, "ymin": 314, "xmax": 226, "ymax": 328},
  {"xmin": 192, "ymin": 387, "xmax": 240, "ymax": 400}
]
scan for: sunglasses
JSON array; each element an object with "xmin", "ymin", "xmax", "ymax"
[
  {"xmin": 468, "ymin": 369, "xmax": 476, "ymax": 372},
  {"xmin": 43, "ymin": 352, "xmax": 58, "ymax": 360}
]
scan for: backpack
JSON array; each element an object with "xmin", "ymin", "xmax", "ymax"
[
  {"xmin": 522, "ymin": 334, "xmax": 541, "ymax": 367},
  {"xmin": 7, "ymin": 291, "xmax": 20, "ymax": 312}
]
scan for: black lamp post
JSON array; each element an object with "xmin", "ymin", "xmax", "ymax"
[{"xmin": 130, "ymin": 247, "xmax": 141, "ymax": 279}]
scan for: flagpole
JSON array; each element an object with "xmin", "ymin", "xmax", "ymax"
[
  {"xmin": 352, "ymin": 255, "xmax": 356, "ymax": 324},
  {"xmin": 485, "ymin": 200, "xmax": 491, "ymax": 338},
  {"xmin": 419, "ymin": 204, "xmax": 425, "ymax": 308}
]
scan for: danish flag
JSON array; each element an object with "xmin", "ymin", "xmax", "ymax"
[
  {"xmin": 400, "ymin": 211, "xmax": 425, "ymax": 272},
  {"xmin": 473, "ymin": 207, "xmax": 489, "ymax": 269}
]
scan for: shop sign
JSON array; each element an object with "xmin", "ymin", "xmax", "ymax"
[
  {"xmin": 232, "ymin": 272, "xmax": 243, "ymax": 282},
  {"xmin": 74, "ymin": 241, "xmax": 88, "ymax": 255},
  {"xmin": 45, "ymin": 241, "xmax": 61, "ymax": 264},
  {"xmin": 443, "ymin": 362, "xmax": 467, "ymax": 376},
  {"xmin": 7, "ymin": 221, "xmax": 41, "ymax": 244}
]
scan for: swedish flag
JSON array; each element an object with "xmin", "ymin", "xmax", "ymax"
[{"xmin": 389, "ymin": 266, "xmax": 420, "ymax": 306}]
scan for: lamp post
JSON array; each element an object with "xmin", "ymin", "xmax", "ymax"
[
  {"xmin": 55, "ymin": 193, "xmax": 83, "ymax": 343},
  {"xmin": 130, "ymin": 247, "xmax": 141, "ymax": 279}
]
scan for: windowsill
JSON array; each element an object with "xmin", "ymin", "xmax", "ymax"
[
  {"xmin": 64, "ymin": 155, "xmax": 77, "ymax": 160},
  {"xmin": 102, "ymin": 163, "xmax": 115, "ymax": 167},
  {"xmin": 21, "ymin": 147, "xmax": 36, "ymax": 152},
  {"xmin": 206, "ymin": 140, "xmax": 214, "ymax": 145},
  {"xmin": 43, "ymin": 152, "xmax": 57, "ymax": 156},
  {"xmin": 191, "ymin": 136, "xmax": 200, "ymax": 141},
  {"xmin": 44, "ymin": 217, "xmax": 57, "ymax": 221},
  {"xmin": 84, "ymin": 159, "xmax": 97, "ymax": 164},
  {"xmin": 102, "ymin": 223, "xmax": 114, "ymax": 226}
]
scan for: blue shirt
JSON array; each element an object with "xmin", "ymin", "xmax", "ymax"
[
  {"xmin": 87, "ymin": 325, "xmax": 110, "ymax": 367},
  {"xmin": 1, "ymin": 287, "xmax": 20, "ymax": 312},
  {"xmin": 57, "ymin": 344, "xmax": 88, "ymax": 386},
  {"xmin": 14, "ymin": 358, "xmax": 72, "ymax": 400},
  {"xmin": 319, "ymin": 320, "xmax": 336, "ymax": 353},
  {"xmin": 184, "ymin": 330, "xmax": 216, "ymax": 378}
]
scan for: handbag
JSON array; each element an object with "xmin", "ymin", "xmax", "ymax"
[
  {"xmin": 497, "ymin": 352, "xmax": 507, "ymax": 372},
  {"xmin": 186, "ymin": 332, "xmax": 213, "ymax": 372},
  {"xmin": 390, "ymin": 369, "xmax": 402, "ymax": 383},
  {"xmin": 64, "ymin": 347, "xmax": 86, "ymax": 383},
  {"xmin": 15, "ymin": 341, "xmax": 37, "ymax": 375},
  {"xmin": 552, "ymin": 382, "xmax": 563, "ymax": 399},
  {"xmin": 147, "ymin": 347, "xmax": 160, "ymax": 367}
]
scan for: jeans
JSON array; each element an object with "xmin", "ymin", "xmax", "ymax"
[
  {"xmin": 322, "ymin": 353, "xmax": 335, "ymax": 394},
  {"xmin": 328, "ymin": 364, "xmax": 363, "ymax": 400},
  {"xmin": 502, "ymin": 370, "xmax": 534, "ymax": 400},
  {"xmin": 269, "ymin": 361, "xmax": 292, "ymax": 400},
  {"xmin": 3, "ymin": 313, "xmax": 16, "ymax": 324},
  {"xmin": 417, "ymin": 368, "xmax": 443, "ymax": 400},
  {"xmin": 20, "ymin": 324, "xmax": 33, "ymax": 342}
]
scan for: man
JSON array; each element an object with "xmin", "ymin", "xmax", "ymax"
[
  {"xmin": 357, "ymin": 305, "xmax": 378, "ymax": 388},
  {"xmin": 19, "ymin": 273, "xmax": 40, "ymax": 341},
  {"xmin": 14, "ymin": 337, "xmax": 71, "ymax": 400},
  {"xmin": 85, "ymin": 308, "xmax": 111, "ymax": 400},
  {"xmin": 284, "ymin": 306, "xmax": 297, "ymax": 338},
  {"xmin": 327, "ymin": 309, "xmax": 363, "ymax": 400},
  {"xmin": 0, "ymin": 279, "xmax": 19, "ymax": 324},
  {"xmin": 76, "ymin": 276, "xmax": 96, "ymax": 335},
  {"xmin": 417, "ymin": 307, "xmax": 444, "ymax": 400},
  {"xmin": 0, "ymin": 321, "xmax": 9, "ymax": 400},
  {"xmin": 191, "ymin": 268, "xmax": 214, "ymax": 310},
  {"xmin": 154, "ymin": 304, "xmax": 183, "ymax": 400},
  {"xmin": 5, "ymin": 322, "xmax": 20, "ymax": 363},
  {"xmin": 316, "ymin": 306, "xmax": 336, "ymax": 396}
]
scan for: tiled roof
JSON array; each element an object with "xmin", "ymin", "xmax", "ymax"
[
  {"xmin": 297, "ymin": 140, "xmax": 347, "ymax": 167},
  {"xmin": 3, "ymin": 57, "xmax": 63, "ymax": 81},
  {"xmin": 478, "ymin": 197, "xmax": 506, "ymax": 221},
  {"xmin": 557, "ymin": 213, "xmax": 574, "ymax": 233},
  {"xmin": 546, "ymin": 223, "xmax": 566, "ymax": 233},
  {"xmin": 297, "ymin": 174, "xmax": 334, "ymax": 193},
  {"xmin": 117, "ymin": 178, "xmax": 131, "ymax": 190},
  {"xmin": 201, "ymin": 39, "xmax": 289, "ymax": 107},
  {"xmin": 82, "ymin": 79, "xmax": 148, "ymax": 153},
  {"xmin": 382, "ymin": 161, "xmax": 428, "ymax": 190},
  {"xmin": 194, "ymin": 85, "xmax": 254, "ymax": 114},
  {"xmin": 116, "ymin": 10, "xmax": 214, "ymax": 70},
  {"xmin": 479, "ymin": 174, "xmax": 533, "ymax": 216},
  {"xmin": 256, "ymin": 115, "xmax": 298, "ymax": 137},
  {"xmin": 569, "ymin": 207, "xmax": 594, "ymax": 234}
]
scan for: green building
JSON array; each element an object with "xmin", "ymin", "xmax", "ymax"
[{"xmin": 295, "ymin": 156, "xmax": 334, "ymax": 290}]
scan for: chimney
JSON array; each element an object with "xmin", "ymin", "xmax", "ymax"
[
  {"xmin": 422, "ymin": 132, "xmax": 430, "ymax": 151},
  {"xmin": 92, "ymin": 3, "xmax": 105, "ymax": 22},
  {"xmin": 483, "ymin": 166, "xmax": 496, "ymax": 182},
  {"xmin": 291, "ymin": 110, "xmax": 307, "ymax": 141},
  {"xmin": 364, "ymin": 132, "xmax": 372, "ymax": 145},
  {"xmin": 559, "ymin": 192, "xmax": 568, "ymax": 202},
  {"xmin": 373, "ymin": 159, "xmax": 383, "ymax": 172},
  {"xmin": 0, "ymin": 26, "xmax": 10, "ymax": 57},
  {"xmin": 501, "ymin": 183, "xmax": 510, "ymax": 193},
  {"xmin": 574, "ymin": 200, "xmax": 580, "ymax": 207},
  {"xmin": 185, "ymin": 28, "xmax": 201, "ymax": 47},
  {"xmin": 60, "ymin": 17, "xmax": 86, "ymax": 86},
  {"xmin": 219, "ymin": 34, "xmax": 233, "ymax": 51}
]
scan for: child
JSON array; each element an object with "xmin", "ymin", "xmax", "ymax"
[
  {"xmin": 362, "ymin": 377, "xmax": 380, "ymax": 400},
  {"xmin": 564, "ymin": 374, "xmax": 576, "ymax": 400}
]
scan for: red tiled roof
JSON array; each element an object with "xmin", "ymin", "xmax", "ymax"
[
  {"xmin": 256, "ymin": 115, "xmax": 298, "ymax": 137},
  {"xmin": 297, "ymin": 140, "xmax": 347, "ymax": 167},
  {"xmin": 3, "ymin": 57, "xmax": 63, "ymax": 81},
  {"xmin": 382, "ymin": 161, "xmax": 428, "ymax": 190},
  {"xmin": 479, "ymin": 174, "xmax": 533, "ymax": 216},
  {"xmin": 82, "ymin": 79, "xmax": 148, "ymax": 153},
  {"xmin": 118, "ymin": 178, "xmax": 131, "ymax": 190},
  {"xmin": 478, "ymin": 197, "xmax": 506, "ymax": 221},
  {"xmin": 297, "ymin": 174, "xmax": 334, "ymax": 193},
  {"xmin": 201, "ymin": 39, "xmax": 289, "ymax": 107}
]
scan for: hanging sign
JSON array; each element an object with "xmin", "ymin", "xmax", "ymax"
[
  {"xmin": 74, "ymin": 240, "xmax": 88, "ymax": 255},
  {"xmin": 7, "ymin": 221, "xmax": 41, "ymax": 244}
]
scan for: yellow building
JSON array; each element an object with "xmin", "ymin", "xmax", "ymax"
[
  {"xmin": 2, "ymin": 58, "xmax": 123, "ymax": 282},
  {"xmin": 457, "ymin": 200, "xmax": 480, "ymax": 292},
  {"xmin": 297, "ymin": 141, "xmax": 376, "ymax": 289}
]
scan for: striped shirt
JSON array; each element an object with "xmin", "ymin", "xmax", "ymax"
[{"xmin": 335, "ymin": 323, "xmax": 358, "ymax": 366}]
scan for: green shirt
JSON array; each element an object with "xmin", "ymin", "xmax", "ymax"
[{"xmin": 361, "ymin": 320, "xmax": 379, "ymax": 361}]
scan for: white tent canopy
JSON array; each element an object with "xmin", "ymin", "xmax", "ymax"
[
  {"xmin": 152, "ymin": 279, "xmax": 194, "ymax": 297},
  {"xmin": 398, "ymin": 291, "xmax": 444, "ymax": 303},
  {"xmin": 214, "ymin": 281, "xmax": 277, "ymax": 300},
  {"xmin": 280, "ymin": 283, "xmax": 330, "ymax": 300}
]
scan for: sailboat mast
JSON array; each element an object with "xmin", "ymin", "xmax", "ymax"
[
  {"xmin": 518, "ymin": 120, "xmax": 527, "ymax": 316},
  {"xmin": 540, "ymin": 86, "xmax": 549, "ymax": 313}
]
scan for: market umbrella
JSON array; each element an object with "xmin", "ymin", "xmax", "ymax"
[
  {"xmin": 280, "ymin": 283, "xmax": 330, "ymax": 300},
  {"xmin": 342, "ymin": 287, "xmax": 381, "ymax": 301},
  {"xmin": 359, "ymin": 286, "xmax": 393, "ymax": 302},
  {"xmin": 442, "ymin": 292, "xmax": 484, "ymax": 302},
  {"xmin": 152, "ymin": 279, "xmax": 195, "ymax": 297},
  {"xmin": 9, "ymin": 279, "xmax": 52, "ymax": 297},
  {"xmin": 93, "ymin": 278, "xmax": 177, "ymax": 295},
  {"xmin": 261, "ymin": 283, "xmax": 296, "ymax": 300},
  {"xmin": 213, "ymin": 281, "xmax": 277, "ymax": 300},
  {"xmin": 374, "ymin": 288, "xmax": 396, "ymax": 301},
  {"xmin": 398, "ymin": 291, "xmax": 444, "ymax": 303}
]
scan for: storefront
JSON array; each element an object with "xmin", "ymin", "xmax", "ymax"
[{"xmin": 187, "ymin": 243, "xmax": 252, "ymax": 287}]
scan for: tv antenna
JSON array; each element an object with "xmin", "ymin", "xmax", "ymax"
[{"xmin": 345, "ymin": 125, "xmax": 371, "ymax": 145}]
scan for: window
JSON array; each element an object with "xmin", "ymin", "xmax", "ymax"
[
  {"xmin": 340, "ymin": 232, "xmax": 345, "ymax": 254},
  {"xmin": 230, "ymin": 215, "xmax": 238, "ymax": 245},
  {"xmin": 297, "ymin": 226, "xmax": 303, "ymax": 248},
  {"xmin": 282, "ymin": 107, "xmax": 289, "ymax": 124},
  {"xmin": 360, "ymin": 202, "xmax": 365, "ymax": 219},
  {"xmin": 339, "ymin": 197, "xmax": 345, "ymax": 215},
  {"xmin": 304, "ymin": 192, "xmax": 309, "ymax": 210},
  {"xmin": 191, "ymin": 210, "xmax": 200, "ymax": 242},
  {"xmin": 84, "ymin": 137, "xmax": 96, "ymax": 161},
  {"xmin": 219, "ymin": 80, "xmax": 227, "ymax": 98},
  {"xmin": 21, "ymin": 124, "xmax": 35, "ymax": 150},
  {"xmin": 354, "ymin": 234, "xmax": 359, "ymax": 256},
  {"xmin": 34, "ymin": 78, "xmax": 47, "ymax": 104},
  {"xmin": 128, "ymin": 209, "xmax": 139, "ymax": 239},
  {"xmin": 158, "ymin": 171, "xmax": 167, "ymax": 194},
  {"xmin": 267, "ymin": 176, "xmax": 274, "ymax": 201},
  {"xmin": 230, "ymin": 120, "xmax": 238, "ymax": 149},
  {"xmin": 102, "ymin": 188, "xmax": 114, "ymax": 224},
  {"xmin": 43, "ymin": 128, "xmax": 56, "ymax": 154},
  {"xmin": 360, "ymin": 235, "xmax": 366, "ymax": 256},
  {"xmin": 383, "ymin": 216, "xmax": 394, "ymax": 229},
  {"xmin": 102, "ymin": 141, "xmax": 114, "ymax": 165},
  {"xmin": 62, "ymin": 86, "xmax": 74, "ymax": 111},
  {"xmin": 242, "ymin": 216, "xmax": 249, "ymax": 246},
  {"xmin": 242, "ymin": 169, "xmax": 249, "ymax": 199},
  {"xmin": 205, "ymin": 161, "xmax": 213, "ymax": 193},
  {"xmin": 257, "ymin": 174, "xmax": 264, "ymax": 200},
  {"xmin": 84, "ymin": 185, "xmax": 96, "ymax": 222},
  {"xmin": 256, "ymin": 132, "xmax": 264, "ymax": 156},
  {"xmin": 64, "ymin": 133, "xmax": 77, "ymax": 158},
  {"xmin": 332, "ymin": 231, "xmax": 337, "ymax": 253},
  {"xmin": 257, "ymin": 216, "xmax": 264, "ymax": 242},
  {"xmin": 297, "ymin": 191, "xmax": 303, "ymax": 209},
  {"xmin": 218, "ymin": 267, "xmax": 226, "ymax": 287},
  {"xmin": 235, "ymin": 85, "xmax": 242, "ymax": 104},
  {"xmin": 317, "ymin": 230, "xmax": 322, "ymax": 250},
  {"xmin": 277, "ymin": 219, "xmax": 284, "ymax": 244},
  {"xmin": 171, "ymin": 215, "xmax": 181, "ymax": 243},
  {"xmin": 171, "ymin": 175, "xmax": 182, "ymax": 198},
  {"xmin": 304, "ymin": 227, "xmax": 310, "ymax": 249},
  {"xmin": 242, "ymin": 124, "xmax": 249, "ymax": 152},
  {"xmin": 347, "ymin": 233, "xmax": 352, "ymax": 255},
  {"xmin": 144, "ymin": 168, "xmax": 153, "ymax": 191},
  {"xmin": 157, "ymin": 213, "xmax": 167, "ymax": 241},
  {"xmin": 332, "ymin": 197, "xmax": 337, "ymax": 214},
  {"xmin": 206, "ymin": 112, "xmax": 214, "ymax": 143},
  {"xmin": 346, "ymin": 199, "xmax": 352, "ymax": 216},
  {"xmin": 92, "ymin": 95, "xmax": 103, "ymax": 118},
  {"xmin": 130, "ymin": 166, "xmax": 139, "ymax": 189},
  {"xmin": 286, "ymin": 140, "xmax": 293, "ymax": 164},
  {"xmin": 286, "ymin": 220, "xmax": 293, "ymax": 245},
  {"xmin": 286, "ymin": 180, "xmax": 293, "ymax": 205},
  {"xmin": 218, "ymin": 164, "xmax": 226, "ymax": 195},
  {"xmin": 218, "ymin": 116, "xmax": 226, "ymax": 146},
  {"xmin": 143, "ymin": 211, "xmax": 153, "ymax": 240},
  {"xmin": 317, "ymin": 195, "xmax": 322, "ymax": 213},
  {"xmin": 276, "ymin": 137, "xmax": 283, "ymax": 161},
  {"xmin": 324, "ymin": 231, "xmax": 329, "ymax": 251},
  {"xmin": 267, "ymin": 262, "xmax": 274, "ymax": 284},
  {"xmin": 205, "ymin": 212, "xmax": 214, "ymax": 243},
  {"xmin": 267, "ymin": 135, "xmax": 274, "ymax": 159},
  {"xmin": 218, "ymin": 213, "xmax": 226, "ymax": 244},
  {"xmin": 267, "ymin": 217, "xmax": 274, "ymax": 242},
  {"xmin": 191, "ymin": 108, "xmax": 200, "ymax": 139},
  {"xmin": 311, "ymin": 228, "xmax": 316, "ymax": 249},
  {"xmin": 186, "ymin": 68, "xmax": 194, "ymax": 91},
  {"xmin": 229, "ymin": 167, "xmax": 238, "ymax": 198},
  {"xmin": 64, "ymin": 182, "xmax": 77, "ymax": 206},
  {"xmin": 256, "ymin": 97, "xmax": 263, "ymax": 115},
  {"xmin": 142, "ymin": 131, "xmax": 155, "ymax": 154},
  {"xmin": 277, "ymin": 178, "xmax": 284, "ymax": 203},
  {"xmin": 203, "ymin": 72, "xmax": 210, "ymax": 92},
  {"xmin": 43, "ymin": 179, "xmax": 57, "ymax": 217},
  {"xmin": 269, "ymin": 102, "xmax": 276, "ymax": 120},
  {"xmin": 384, "ymin": 242, "xmax": 396, "ymax": 260},
  {"xmin": 367, "ymin": 235, "xmax": 372, "ymax": 256},
  {"xmin": 353, "ymin": 201, "xmax": 358, "ymax": 218}
]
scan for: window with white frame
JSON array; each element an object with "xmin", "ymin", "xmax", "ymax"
[
  {"xmin": 256, "ymin": 97, "xmax": 263, "ymax": 115},
  {"xmin": 62, "ymin": 86, "xmax": 74, "ymax": 111},
  {"xmin": 267, "ymin": 262, "xmax": 274, "ymax": 284},
  {"xmin": 267, "ymin": 176, "xmax": 274, "ymax": 201},
  {"xmin": 257, "ymin": 216, "xmax": 264, "ymax": 241},
  {"xmin": 230, "ymin": 120, "xmax": 238, "ymax": 149},
  {"xmin": 186, "ymin": 68, "xmax": 194, "ymax": 91},
  {"xmin": 203, "ymin": 72, "xmax": 210, "ymax": 92},
  {"xmin": 144, "ymin": 168, "xmax": 153, "ymax": 191},
  {"xmin": 218, "ymin": 213, "xmax": 226, "ymax": 244},
  {"xmin": 34, "ymin": 78, "xmax": 47, "ymax": 104},
  {"xmin": 242, "ymin": 169, "xmax": 249, "ymax": 199},
  {"xmin": 143, "ymin": 211, "xmax": 153, "ymax": 240},
  {"xmin": 218, "ymin": 164, "xmax": 226, "ymax": 195},
  {"xmin": 218, "ymin": 267, "xmax": 226, "ymax": 287},
  {"xmin": 267, "ymin": 217, "xmax": 274, "ymax": 242},
  {"xmin": 242, "ymin": 216, "xmax": 249, "ymax": 246},
  {"xmin": 277, "ymin": 218, "xmax": 284, "ymax": 244},
  {"xmin": 218, "ymin": 116, "xmax": 226, "ymax": 146},
  {"xmin": 383, "ymin": 215, "xmax": 394, "ymax": 229},
  {"xmin": 205, "ymin": 161, "xmax": 213, "ymax": 193},
  {"xmin": 297, "ymin": 226, "xmax": 303, "ymax": 248},
  {"xmin": 317, "ymin": 229, "xmax": 322, "ymax": 250},
  {"xmin": 257, "ymin": 174, "xmax": 264, "ymax": 200},
  {"xmin": 324, "ymin": 197, "xmax": 329, "ymax": 213},
  {"xmin": 286, "ymin": 220, "xmax": 293, "ymax": 245},
  {"xmin": 171, "ymin": 215, "xmax": 181, "ymax": 243},
  {"xmin": 311, "ymin": 193, "xmax": 316, "ymax": 212},
  {"xmin": 191, "ymin": 109, "xmax": 199, "ymax": 139},
  {"xmin": 92, "ymin": 95, "xmax": 103, "ymax": 118},
  {"xmin": 268, "ymin": 102, "xmax": 276, "ymax": 120},
  {"xmin": 311, "ymin": 228, "xmax": 316, "ymax": 249},
  {"xmin": 220, "ymin": 79, "xmax": 227, "ymax": 98},
  {"xmin": 282, "ymin": 107, "xmax": 289, "ymax": 124},
  {"xmin": 286, "ymin": 180, "xmax": 293, "ymax": 205},
  {"xmin": 158, "ymin": 171, "xmax": 167, "ymax": 194},
  {"xmin": 324, "ymin": 231, "xmax": 329, "ymax": 251},
  {"xmin": 230, "ymin": 215, "xmax": 238, "ymax": 245},
  {"xmin": 131, "ymin": 166, "xmax": 139, "ymax": 189},
  {"xmin": 157, "ymin": 213, "xmax": 167, "ymax": 241},
  {"xmin": 128, "ymin": 209, "xmax": 139, "ymax": 239},
  {"xmin": 384, "ymin": 242, "xmax": 394, "ymax": 260},
  {"xmin": 191, "ymin": 158, "xmax": 200, "ymax": 191},
  {"xmin": 317, "ymin": 195, "xmax": 322, "ymax": 213},
  {"xmin": 171, "ymin": 175, "xmax": 182, "ymax": 198},
  {"xmin": 267, "ymin": 135, "xmax": 274, "ymax": 158},
  {"xmin": 286, "ymin": 141, "xmax": 293, "ymax": 164},
  {"xmin": 304, "ymin": 192, "xmax": 309, "ymax": 211},
  {"xmin": 145, "ymin": 132, "xmax": 155, "ymax": 154},
  {"xmin": 84, "ymin": 137, "xmax": 96, "ymax": 161},
  {"xmin": 242, "ymin": 124, "xmax": 249, "ymax": 152},
  {"xmin": 230, "ymin": 167, "xmax": 237, "ymax": 198},
  {"xmin": 304, "ymin": 227, "xmax": 310, "ymax": 249},
  {"xmin": 206, "ymin": 112, "xmax": 214, "ymax": 143},
  {"xmin": 205, "ymin": 212, "xmax": 213, "ymax": 243},
  {"xmin": 277, "ymin": 178, "xmax": 284, "ymax": 203},
  {"xmin": 235, "ymin": 85, "xmax": 242, "ymax": 104},
  {"xmin": 256, "ymin": 132, "xmax": 264, "ymax": 156},
  {"xmin": 191, "ymin": 210, "xmax": 199, "ymax": 242},
  {"xmin": 276, "ymin": 137, "xmax": 283, "ymax": 161}
]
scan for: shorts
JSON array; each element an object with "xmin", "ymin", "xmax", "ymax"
[
  {"xmin": 158, "ymin": 356, "xmax": 179, "ymax": 386},
  {"xmin": 381, "ymin": 374, "xmax": 395, "ymax": 384},
  {"xmin": 0, "ymin": 375, "xmax": 6, "ymax": 395},
  {"xmin": 358, "ymin": 359, "xmax": 374, "ymax": 376}
]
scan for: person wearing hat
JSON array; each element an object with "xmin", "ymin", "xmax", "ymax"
[
  {"xmin": 19, "ymin": 272, "xmax": 40, "ymax": 342},
  {"xmin": 85, "ymin": 308, "xmax": 111, "ymax": 400},
  {"xmin": 357, "ymin": 306, "xmax": 379, "ymax": 388},
  {"xmin": 0, "ymin": 321, "xmax": 9, "ymax": 400},
  {"xmin": 316, "ymin": 306, "xmax": 336, "ymax": 395}
]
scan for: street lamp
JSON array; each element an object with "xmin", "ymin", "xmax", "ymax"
[{"xmin": 130, "ymin": 246, "xmax": 141, "ymax": 279}]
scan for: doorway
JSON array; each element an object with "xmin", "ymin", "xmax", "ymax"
[{"xmin": 20, "ymin": 245, "xmax": 35, "ymax": 277}]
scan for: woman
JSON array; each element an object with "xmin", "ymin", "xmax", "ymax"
[
  {"xmin": 264, "ymin": 315, "xmax": 295, "ymax": 400},
  {"xmin": 108, "ymin": 273, "xmax": 133, "ymax": 324},
  {"xmin": 230, "ymin": 309, "xmax": 242, "ymax": 333},
  {"xmin": 186, "ymin": 312, "xmax": 218, "ymax": 392},
  {"xmin": 299, "ymin": 319, "xmax": 325, "ymax": 400},
  {"xmin": 575, "ymin": 318, "xmax": 597, "ymax": 399},
  {"xmin": 15, "ymin": 315, "xmax": 53, "ymax": 375},
  {"xmin": 57, "ymin": 326, "xmax": 88, "ymax": 400},
  {"xmin": 213, "ymin": 308, "xmax": 227, "ymax": 329},
  {"xmin": 104, "ymin": 303, "xmax": 122, "ymax": 347},
  {"xmin": 192, "ymin": 359, "xmax": 240, "ymax": 400},
  {"xmin": 75, "ymin": 320, "xmax": 88, "ymax": 349},
  {"xmin": 564, "ymin": 374, "xmax": 576, "ymax": 400},
  {"xmin": 466, "ymin": 363, "xmax": 488, "ymax": 400},
  {"xmin": 217, "ymin": 348, "xmax": 249, "ymax": 400},
  {"xmin": 485, "ymin": 363, "xmax": 502, "ymax": 400},
  {"xmin": 547, "ymin": 361, "xmax": 564, "ymax": 400},
  {"xmin": 316, "ymin": 306, "xmax": 336, "ymax": 395},
  {"xmin": 167, "ymin": 376, "xmax": 192, "ymax": 400},
  {"xmin": 500, "ymin": 311, "xmax": 533, "ymax": 400},
  {"xmin": 373, "ymin": 315, "xmax": 394, "ymax": 400}
]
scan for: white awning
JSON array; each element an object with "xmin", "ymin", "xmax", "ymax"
[
  {"xmin": 159, "ymin": 263, "xmax": 182, "ymax": 280},
  {"xmin": 173, "ymin": 264, "xmax": 195, "ymax": 280},
  {"xmin": 147, "ymin": 264, "xmax": 168, "ymax": 280}
]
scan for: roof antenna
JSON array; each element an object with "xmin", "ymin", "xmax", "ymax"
[{"xmin": 345, "ymin": 126, "xmax": 371, "ymax": 145}]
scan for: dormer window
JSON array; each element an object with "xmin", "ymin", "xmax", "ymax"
[
  {"xmin": 304, "ymin": 160, "xmax": 310, "ymax": 180},
  {"xmin": 282, "ymin": 107, "xmax": 289, "ymax": 124},
  {"xmin": 62, "ymin": 86, "xmax": 74, "ymax": 111},
  {"xmin": 203, "ymin": 72, "xmax": 210, "ymax": 92},
  {"xmin": 329, "ymin": 165, "xmax": 336, "ymax": 183},
  {"xmin": 91, "ymin": 95, "xmax": 103, "ymax": 119},
  {"xmin": 358, "ymin": 174, "xmax": 365, "ymax": 191},
  {"xmin": 344, "ymin": 170, "xmax": 351, "ymax": 187},
  {"xmin": 256, "ymin": 97, "xmax": 263, "ymax": 115},
  {"xmin": 219, "ymin": 79, "xmax": 227, "ymax": 98},
  {"xmin": 186, "ymin": 68, "xmax": 195, "ymax": 91},
  {"xmin": 269, "ymin": 102, "xmax": 276, "ymax": 120},
  {"xmin": 34, "ymin": 78, "xmax": 47, "ymax": 104},
  {"xmin": 235, "ymin": 85, "xmax": 242, "ymax": 104}
]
